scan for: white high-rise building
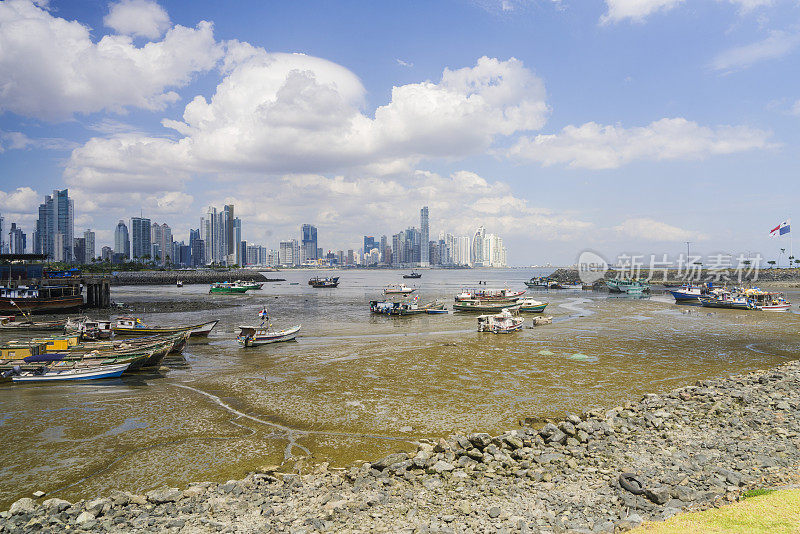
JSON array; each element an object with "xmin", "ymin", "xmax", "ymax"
[
  {"xmin": 84, "ymin": 229, "xmax": 95, "ymax": 262},
  {"xmin": 471, "ymin": 226, "xmax": 485, "ymax": 266},
  {"xmin": 420, "ymin": 207, "xmax": 429, "ymax": 266},
  {"xmin": 453, "ymin": 236, "xmax": 471, "ymax": 266}
]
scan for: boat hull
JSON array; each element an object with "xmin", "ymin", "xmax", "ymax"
[
  {"xmin": 454, "ymin": 303, "xmax": 521, "ymax": 313},
  {"xmin": 12, "ymin": 362, "xmax": 130, "ymax": 382},
  {"xmin": 112, "ymin": 320, "xmax": 218, "ymax": 337},
  {"xmin": 0, "ymin": 295, "xmax": 83, "ymax": 314},
  {"xmin": 209, "ymin": 287, "xmax": 249, "ymax": 294},
  {"xmin": 669, "ymin": 290, "xmax": 701, "ymax": 303},
  {"xmin": 238, "ymin": 325, "xmax": 301, "ymax": 346},
  {"xmin": 519, "ymin": 304, "xmax": 548, "ymax": 313}
]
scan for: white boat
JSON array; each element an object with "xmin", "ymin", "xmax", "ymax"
[
  {"xmin": 477, "ymin": 309, "xmax": 525, "ymax": 334},
  {"xmin": 11, "ymin": 362, "xmax": 130, "ymax": 382},
  {"xmin": 176, "ymin": 280, "xmax": 183, "ymax": 287},
  {"xmin": 237, "ymin": 324, "xmax": 301, "ymax": 346},
  {"xmin": 65, "ymin": 317, "xmax": 113, "ymax": 340},
  {"xmin": 384, "ymin": 284, "xmax": 416, "ymax": 295}
]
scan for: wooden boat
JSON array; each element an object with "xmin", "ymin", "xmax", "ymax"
[
  {"xmin": 454, "ymin": 289, "xmax": 525, "ymax": 302},
  {"xmin": 524, "ymin": 277, "xmax": 551, "ymax": 288},
  {"xmin": 744, "ymin": 288, "xmax": 791, "ymax": 311},
  {"xmin": 237, "ymin": 324, "xmax": 301, "ymax": 346},
  {"xmin": 453, "ymin": 300, "xmax": 521, "ymax": 312},
  {"xmin": 9, "ymin": 361, "xmax": 131, "ymax": 382},
  {"xmin": 209, "ymin": 282, "xmax": 249, "ymax": 294},
  {"xmin": 561, "ymin": 283, "xmax": 583, "ymax": 290},
  {"xmin": 65, "ymin": 317, "xmax": 113, "ymax": 340},
  {"xmin": 384, "ymin": 284, "xmax": 416, "ymax": 295},
  {"xmin": 517, "ymin": 298, "xmax": 548, "ymax": 313},
  {"xmin": 0, "ymin": 316, "xmax": 67, "ymax": 332},
  {"xmin": 0, "ymin": 285, "xmax": 83, "ymax": 313},
  {"xmin": 0, "ymin": 349, "xmax": 150, "ymax": 373},
  {"xmin": 112, "ymin": 317, "xmax": 218, "ymax": 337},
  {"xmin": 403, "ymin": 272, "xmax": 422, "ymax": 279},
  {"xmin": 699, "ymin": 289, "xmax": 750, "ymax": 310},
  {"xmin": 477, "ymin": 309, "xmax": 525, "ymax": 333},
  {"xmin": 233, "ymin": 280, "xmax": 263, "ymax": 290},
  {"xmin": 370, "ymin": 300, "xmax": 395, "ymax": 314},
  {"xmin": 309, "ymin": 276, "xmax": 339, "ymax": 288},
  {"xmin": 389, "ymin": 299, "xmax": 445, "ymax": 316},
  {"xmin": 668, "ymin": 284, "xmax": 708, "ymax": 303}
]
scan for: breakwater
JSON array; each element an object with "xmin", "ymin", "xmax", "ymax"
[
  {"xmin": 109, "ymin": 269, "xmax": 284, "ymax": 286},
  {"xmin": 548, "ymin": 267, "xmax": 800, "ymax": 287},
  {"xmin": 4, "ymin": 359, "xmax": 799, "ymax": 532}
]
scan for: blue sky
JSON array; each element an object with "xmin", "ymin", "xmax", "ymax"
[{"xmin": 1, "ymin": 0, "xmax": 799, "ymax": 265}]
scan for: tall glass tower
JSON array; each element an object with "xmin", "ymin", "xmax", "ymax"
[{"xmin": 420, "ymin": 206, "xmax": 429, "ymax": 266}]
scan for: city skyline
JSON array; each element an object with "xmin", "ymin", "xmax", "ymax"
[{"xmin": 2, "ymin": 1, "xmax": 800, "ymax": 265}]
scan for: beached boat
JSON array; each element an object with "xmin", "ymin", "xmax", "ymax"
[
  {"xmin": 699, "ymin": 289, "xmax": 750, "ymax": 310},
  {"xmin": 237, "ymin": 324, "xmax": 301, "ymax": 346},
  {"xmin": 309, "ymin": 276, "xmax": 339, "ymax": 288},
  {"xmin": 453, "ymin": 300, "xmax": 521, "ymax": 313},
  {"xmin": 477, "ymin": 309, "xmax": 525, "ymax": 333},
  {"xmin": 233, "ymin": 280, "xmax": 264, "ymax": 290},
  {"xmin": 209, "ymin": 282, "xmax": 249, "ymax": 294},
  {"xmin": 744, "ymin": 288, "xmax": 791, "ymax": 311},
  {"xmin": 112, "ymin": 317, "xmax": 218, "ymax": 337},
  {"xmin": 454, "ymin": 288, "xmax": 525, "ymax": 302},
  {"xmin": 65, "ymin": 317, "xmax": 113, "ymax": 340},
  {"xmin": 0, "ymin": 285, "xmax": 83, "ymax": 314},
  {"xmin": 524, "ymin": 277, "xmax": 552, "ymax": 289},
  {"xmin": 8, "ymin": 361, "xmax": 131, "ymax": 382},
  {"xmin": 0, "ymin": 316, "xmax": 67, "ymax": 332},
  {"xmin": 668, "ymin": 284, "xmax": 708, "ymax": 303},
  {"xmin": 517, "ymin": 298, "xmax": 548, "ymax": 313},
  {"xmin": 403, "ymin": 272, "xmax": 422, "ymax": 279},
  {"xmin": 389, "ymin": 299, "xmax": 446, "ymax": 316},
  {"xmin": 608, "ymin": 279, "xmax": 650, "ymax": 294},
  {"xmin": 384, "ymin": 284, "xmax": 416, "ymax": 295}
]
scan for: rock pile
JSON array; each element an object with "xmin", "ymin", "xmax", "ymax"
[
  {"xmin": 3, "ymin": 360, "xmax": 800, "ymax": 532},
  {"xmin": 111, "ymin": 269, "xmax": 283, "ymax": 286}
]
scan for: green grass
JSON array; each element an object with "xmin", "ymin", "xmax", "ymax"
[
  {"xmin": 631, "ymin": 489, "xmax": 800, "ymax": 534},
  {"xmin": 742, "ymin": 488, "xmax": 775, "ymax": 499}
]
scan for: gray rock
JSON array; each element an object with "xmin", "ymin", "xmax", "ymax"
[
  {"xmin": 488, "ymin": 506, "xmax": 501, "ymax": 518},
  {"xmin": 146, "ymin": 487, "xmax": 182, "ymax": 504},
  {"xmin": 539, "ymin": 423, "xmax": 559, "ymax": 439},
  {"xmin": 671, "ymin": 485, "xmax": 698, "ymax": 502},
  {"xmin": 503, "ymin": 436, "xmax": 524, "ymax": 450},
  {"xmin": 559, "ymin": 421, "xmax": 577, "ymax": 436},
  {"xmin": 75, "ymin": 511, "xmax": 96, "ymax": 526},
  {"xmin": 9, "ymin": 497, "xmax": 36, "ymax": 515},
  {"xmin": 430, "ymin": 460, "xmax": 454, "ymax": 473},
  {"xmin": 42, "ymin": 498, "xmax": 71, "ymax": 513},
  {"xmin": 644, "ymin": 486, "xmax": 671, "ymax": 505},
  {"xmin": 549, "ymin": 430, "xmax": 567, "ymax": 444},
  {"xmin": 372, "ymin": 453, "xmax": 408, "ymax": 470}
]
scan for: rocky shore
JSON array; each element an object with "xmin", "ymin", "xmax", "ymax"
[
  {"xmin": 110, "ymin": 269, "xmax": 284, "ymax": 286},
  {"xmin": 3, "ymin": 360, "xmax": 800, "ymax": 533}
]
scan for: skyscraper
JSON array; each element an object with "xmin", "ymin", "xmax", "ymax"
[
  {"xmin": 301, "ymin": 224, "xmax": 318, "ymax": 262},
  {"xmin": 224, "ymin": 204, "xmax": 235, "ymax": 262},
  {"xmin": 233, "ymin": 217, "xmax": 241, "ymax": 265},
  {"xmin": 363, "ymin": 236, "xmax": 377, "ymax": 255},
  {"xmin": 84, "ymin": 229, "xmax": 95, "ymax": 262},
  {"xmin": 34, "ymin": 189, "xmax": 74, "ymax": 262},
  {"xmin": 279, "ymin": 239, "xmax": 300, "ymax": 266},
  {"xmin": 131, "ymin": 217, "xmax": 152, "ymax": 260},
  {"xmin": 114, "ymin": 220, "xmax": 130, "ymax": 259},
  {"xmin": 472, "ymin": 225, "xmax": 485, "ymax": 266},
  {"xmin": 160, "ymin": 223, "xmax": 172, "ymax": 264},
  {"xmin": 420, "ymin": 206, "xmax": 429, "ymax": 266},
  {"xmin": 8, "ymin": 223, "xmax": 25, "ymax": 254}
]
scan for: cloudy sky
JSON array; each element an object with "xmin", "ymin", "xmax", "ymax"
[{"xmin": 1, "ymin": 0, "xmax": 799, "ymax": 265}]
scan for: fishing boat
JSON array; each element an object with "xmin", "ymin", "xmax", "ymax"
[
  {"xmin": 744, "ymin": 288, "xmax": 791, "ymax": 311},
  {"xmin": 384, "ymin": 284, "xmax": 416, "ymax": 295},
  {"xmin": 517, "ymin": 298, "xmax": 548, "ymax": 313},
  {"xmin": 209, "ymin": 282, "xmax": 249, "ymax": 294},
  {"xmin": 112, "ymin": 317, "xmax": 218, "ymax": 337},
  {"xmin": 561, "ymin": 282, "xmax": 583, "ymax": 290},
  {"xmin": 309, "ymin": 276, "xmax": 339, "ymax": 288},
  {"xmin": 524, "ymin": 277, "xmax": 551, "ymax": 289},
  {"xmin": 388, "ymin": 298, "xmax": 446, "ymax": 316},
  {"xmin": 477, "ymin": 309, "xmax": 525, "ymax": 333},
  {"xmin": 0, "ymin": 316, "xmax": 67, "ymax": 332},
  {"xmin": 454, "ymin": 288, "xmax": 525, "ymax": 302},
  {"xmin": 233, "ymin": 280, "xmax": 264, "ymax": 290},
  {"xmin": 370, "ymin": 300, "xmax": 396, "ymax": 315},
  {"xmin": 403, "ymin": 271, "xmax": 422, "ymax": 279},
  {"xmin": 453, "ymin": 300, "xmax": 521, "ymax": 313},
  {"xmin": 237, "ymin": 324, "xmax": 301, "ymax": 346},
  {"xmin": 8, "ymin": 361, "xmax": 131, "ymax": 382},
  {"xmin": 699, "ymin": 289, "xmax": 750, "ymax": 310},
  {"xmin": 0, "ymin": 285, "xmax": 83, "ymax": 314},
  {"xmin": 176, "ymin": 280, "xmax": 183, "ymax": 287},
  {"xmin": 65, "ymin": 317, "xmax": 113, "ymax": 340},
  {"xmin": 668, "ymin": 283, "xmax": 709, "ymax": 303},
  {"xmin": 609, "ymin": 279, "xmax": 650, "ymax": 294}
]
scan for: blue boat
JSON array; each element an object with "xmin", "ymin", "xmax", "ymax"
[
  {"xmin": 10, "ymin": 361, "xmax": 130, "ymax": 382},
  {"xmin": 668, "ymin": 283, "xmax": 712, "ymax": 303}
]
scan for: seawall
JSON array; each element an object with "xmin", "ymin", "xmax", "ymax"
[{"xmin": 109, "ymin": 269, "xmax": 284, "ymax": 286}]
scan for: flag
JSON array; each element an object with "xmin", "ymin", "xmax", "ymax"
[{"xmin": 769, "ymin": 219, "xmax": 791, "ymax": 237}]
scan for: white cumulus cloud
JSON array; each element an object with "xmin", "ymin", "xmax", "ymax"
[
  {"xmin": 0, "ymin": 0, "xmax": 223, "ymax": 121},
  {"xmin": 65, "ymin": 53, "xmax": 549, "ymax": 184},
  {"xmin": 104, "ymin": 0, "xmax": 170, "ymax": 39},
  {"xmin": 600, "ymin": 0, "xmax": 685, "ymax": 24},
  {"xmin": 614, "ymin": 217, "xmax": 708, "ymax": 241},
  {"xmin": 507, "ymin": 117, "xmax": 772, "ymax": 169}
]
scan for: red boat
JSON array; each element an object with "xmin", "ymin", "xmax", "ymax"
[{"xmin": 0, "ymin": 285, "xmax": 83, "ymax": 314}]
